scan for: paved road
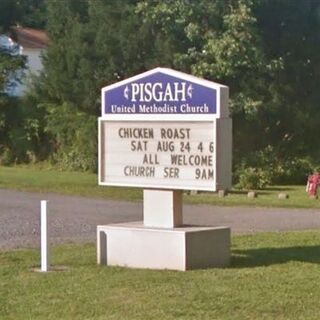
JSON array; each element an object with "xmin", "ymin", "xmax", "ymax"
[{"xmin": 1, "ymin": 189, "xmax": 320, "ymax": 249}]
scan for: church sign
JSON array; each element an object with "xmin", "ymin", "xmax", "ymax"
[{"xmin": 99, "ymin": 68, "xmax": 232, "ymax": 191}]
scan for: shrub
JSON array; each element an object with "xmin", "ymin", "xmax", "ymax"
[
  {"xmin": 0, "ymin": 147, "xmax": 14, "ymax": 165},
  {"xmin": 236, "ymin": 166, "xmax": 271, "ymax": 190},
  {"xmin": 234, "ymin": 145, "xmax": 319, "ymax": 186},
  {"xmin": 0, "ymin": 95, "xmax": 48, "ymax": 165},
  {"xmin": 272, "ymin": 157, "xmax": 315, "ymax": 185},
  {"xmin": 45, "ymin": 102, "xmax": 97, "ymax": 172}
]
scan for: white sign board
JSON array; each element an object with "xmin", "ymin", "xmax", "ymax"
[
  {"xmin": 99, "ymin": 67, "xmax": 232, "ymax": 191},
  {"xmin": 100, "ymin": 120, "xmax": 217, "ymax": 190}
]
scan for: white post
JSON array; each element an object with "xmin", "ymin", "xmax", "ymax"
[
  {"xmin": 143, "ymin": 189, "xmax": 183, "ymax": 228},
  {"xmin": 40, "ymin": 200, "xmax": 49, "ymax": 272}
]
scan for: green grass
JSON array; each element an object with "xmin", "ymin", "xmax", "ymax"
[
  {"xmin": 0, "ymin": 165, "xmax": 319, "ymax": 208},
  {"xmin": 1, "ymin": 231, "xmax": 320, "ymax": 319},
  {"xmin": 0, "ymin": 165, "xmax": 142, "ymax": 201}
]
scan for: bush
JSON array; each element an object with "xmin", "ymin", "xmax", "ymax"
[
  {"xmin": 234, "ymin": 145, "xmax": 319, "ymax": 186},
  {"xmin": 45, "ymin": 102, "xmax": 97, "ymax": 172},
  {"xmin": 0, "ymin": 95, "xmax": 49, "ymax": 165},
  {"xmin": 236, "ymin": 166, "xmax": 271, "ymax": 190},
  {"xmin": 0, "ymin": 148, "xmax": 14, "ymax": 165},
  {"xmin": 272, "ymin": 157, "xmax": 315, "ymax": 185}
]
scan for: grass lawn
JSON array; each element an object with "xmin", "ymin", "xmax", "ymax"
[
  {"xmin": 1, "ymin": 231, "xmax": 320, "ymax": 319},
  {"xmin": 0, "ymin": 165, "xmax": 319, "ymax": 208}
]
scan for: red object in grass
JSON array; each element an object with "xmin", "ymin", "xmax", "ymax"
[{"xmin": 306, "ymin": 173, "xmax": 320, "ymax": 196}]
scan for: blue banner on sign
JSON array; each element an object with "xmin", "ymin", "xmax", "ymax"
[{"xmin": 104, "ymin": 72, "xmax": 216, "ymax": 115}]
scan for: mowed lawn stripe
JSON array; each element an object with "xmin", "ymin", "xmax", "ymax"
[{"xmin": 1, "ymin": 231, "xmax": 320, "ymax": 319}]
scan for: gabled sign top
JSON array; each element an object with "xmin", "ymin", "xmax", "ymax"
[{"xmin": 101, "ymin": 67, "xmax": 229, "ymax": 119}]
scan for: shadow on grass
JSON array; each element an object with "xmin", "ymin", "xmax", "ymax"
[
  {"xmin": 231, "ymin": 245, "xmax": 320, "ymax": 268},
  {"xmin": 228, "ymin": 190, "xmax": 248, "ymax": 195},
  {"xmin": 228, "ymin": 190, "xmax": 282, "ymax": 196},
  {"xmin": 264, "ymin": 186, "xmax": 296, "ymax": 192}
]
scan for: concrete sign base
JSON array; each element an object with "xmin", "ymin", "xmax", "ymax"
[{"xmin": 97, "ymin": 222, "xmax": 230, "ymax": 271}]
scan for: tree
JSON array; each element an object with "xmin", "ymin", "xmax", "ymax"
[
  {"xmin": 39, "ymin": 0, "xmax": 283, "ymax": 172},
  {"xmin": 254, "ymin": 0, "xmax": 320, "ymax": 160},
  {"xmin": 0, "ymin": 0, "xmax": 46, "ymax": 30},
  {"xmin": 0, "ymin": 0, "xmax": 19, "ymax": 31},
  {"xmin": 0, "ymin": 0, "xmax": 47, "ymax": 164},
  {"xmin": 137, "ymin": 0, "xmax": 282, "ymax": 163},
  {"xmin": 28, "ymin": 0, "xmax": 320, "ymax": 177},
  {"xmin": 0, "ymin": 43, "xmax": 29, "ymax": 164},
  {"xmin": 38, "ymin": 0, "xmax": 156, "ymax": 170},
  {"xmin": 42, "ymin": 0, "xmax": 157, "ymax": 115},
  {"xmin": 0, "ymin": 47, "xmax": 25, "ymax": 94}
]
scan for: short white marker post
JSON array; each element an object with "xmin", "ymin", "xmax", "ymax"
[{"xmin": 40, "ymin": 200, "xmax": 49, "ymax": 272}]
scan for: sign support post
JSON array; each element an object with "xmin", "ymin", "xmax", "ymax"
[{"xmin": 143, "ymin": 189, "xmax": 182, "ymax": 228}]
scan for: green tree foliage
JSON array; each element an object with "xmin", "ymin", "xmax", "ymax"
[
  {"xmin": 0, "ymin": 47, "xmax": 47, "ymax": 165},
  {"xmin": 44, "ymin": 102, "xmax": 97, "ymax": 171},
  {"xmin": 136, "ymin": 0, "xmax": 280, "ymax": 105},
  {"xmin": 2, "ymin": 0, "xmax": 319, "ymax": 180},
  {"xmin": 0, "ymin": 0, "xmax": 26, "ymax": 93},
  {"xmin": 254, "ymin": 0, "xmax": 320, "ymax": 159},
  {"xmin": 136, "ymin": 0, "xmax": 283, "ymax": 169},
  {"xmin": 15, "ymin": 0, "xmax": 47, "ymax": 28},
  {"xmin": 39, "ymin": 0, "xmax": 164, "ymax": 170},
  {"xmin": 0, "ymin": 47, "xmax": 25, "ymax": 93},
  {"xmin": 0, "ymin": 0, "xmax": 46, "ymax": 30},
  {"xmin": 43, "ymin": 0, "xmax": 157, "ymax": 115},
  {"xmin": 0, "ymin": 16, "xmax": 26, "ymax": 164},
  {"xmin": 38, "ymin": 0, "xmax": 320, "ymax": 176},
  {"xmin": 43, "ymin": 0, "xmax": 278, "ymax": 154},
  {"xmin": 230, "ymin": 0, "xmax": 320, "ymax": 184},
  {"xmin": 0, "ymin": 94, "xmax": 49, "ymax": 165},
  {"xmin": 0, "ymin": 0, "xmax": 18, "ymax": 31},
  {"xmin": 0, "ymin": 0, "xmax": 47, "ymax": 165}
]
